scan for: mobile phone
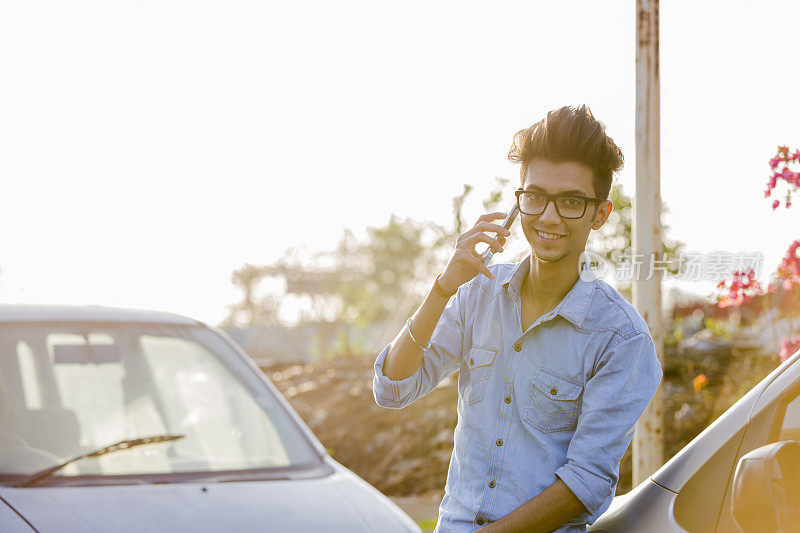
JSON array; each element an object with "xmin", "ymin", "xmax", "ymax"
[{"xmin": 480, "ymin": 204, "xmax": 519, "ymax": 266}]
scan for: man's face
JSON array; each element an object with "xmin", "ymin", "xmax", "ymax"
[{"xmin": 520, "ymin": 159, "xmax": 612, "ymax": 266}]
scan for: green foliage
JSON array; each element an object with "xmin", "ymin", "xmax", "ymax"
[
  {"xmin": 222, "ymin": 213, "xmax": 455, "ymax": 357},
  {"xmin": 220, "ymin": 263, "xmax": 281, "ymax": 329},
  {"xmin": 665, "ymin": 317, "xmax": 685, "ymax": 345},
  {"xmin": 337, "ymin": 214, "xmax": 442, "ymax": 326},
  {"xmin": 587, "ymin": 183, "xmax": 684, "ymax": 276},
  {"xmin": 451, "ymin": 184, "xmax": 473, "ymax": 237},
  {"xmin": 704, "ymin": 317, "xmax": 732, "ymax": 340},
  {"xmin": 482, "ymin": 177, "xmax": 510, "ymax": 212},
  {"xmin": 418, "ymin": 517, "xmax": 438, "ymax": 530}
]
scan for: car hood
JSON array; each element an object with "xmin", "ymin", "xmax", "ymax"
[{"xmin": 0, "ymin": 462, "xmax": 419, "ymax": 532}]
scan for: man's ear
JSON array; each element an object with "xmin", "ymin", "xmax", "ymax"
[{"xmin": 591, "ymin": 200, "xmax": 613, "ymax": 230}]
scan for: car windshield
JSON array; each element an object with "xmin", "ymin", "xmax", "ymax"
[{"xmin": 0, "ymin": 322, "xmax": 319, "ymax": 479}]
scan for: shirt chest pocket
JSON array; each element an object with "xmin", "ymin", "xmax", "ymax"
[
  {"xmin": 524, "ymin": 367, "xmax": 584, "ymax": 433},
  {"xmin": 464, "ymin": 346, "xmax": 498, "ymax": 406}
]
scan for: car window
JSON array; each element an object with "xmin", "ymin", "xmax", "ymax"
[
  {"xmin": 671, "ymin": 425, "xmax": 747, "ymax": 533},
  {"xmin": 139, "ymin": 334, "xmax": 292, "ymax": 472},
  {"xmin": 778, "ymin": 393, "xmax": 800, "ymax": 443},
  {"xmin": 17, "ymin": 341, "xmax": 43, "ymax": 410},
  {"xmin": 0, "ymin": 322, "xmax": 318, "ymax": 479}
]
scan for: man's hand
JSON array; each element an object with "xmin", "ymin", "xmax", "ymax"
[
  {"xmin": 478, "ymin": 478, "xmax": 587, "ymax": 533},
  {"xmin": 438, "ymin": 212, "xmax": 510, "ymax": 294}
]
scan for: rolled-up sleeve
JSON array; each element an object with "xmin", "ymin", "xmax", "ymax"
[
  {"xmin": 554, "ymin": 331, "xmax": 663, "ymax": 522},
  {"xmin": 372, "ymin": 283, "xmax": 467, "ymax": 409}
]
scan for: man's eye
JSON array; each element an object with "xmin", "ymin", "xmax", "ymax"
[
  {"xmin": 563, "ymin": 197, "xmax": 583, "ymax": 207},
  {"xmin": 529, "ymin": 193, "xmax": 545, "ymax": 200}
]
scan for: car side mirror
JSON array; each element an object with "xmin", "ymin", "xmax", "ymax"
[{"xmin": 730, "ymin": 440, "xmax": 800, "ymax": 533}]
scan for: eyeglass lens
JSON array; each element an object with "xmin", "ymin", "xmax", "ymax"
[{"xmin": 519, "ymin": 193, "xmax": 587, "ymax": 218}]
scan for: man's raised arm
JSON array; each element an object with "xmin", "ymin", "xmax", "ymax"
[{"xmin": 373, "ymin": 212, "xmax": 510, "ymax": 408}]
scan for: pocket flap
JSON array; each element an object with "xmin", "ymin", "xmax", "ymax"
[
  {"xmin": 467, "ymin": 346, "xmax": 497, "ymax": 368},
  {"xmin": 533, "ymin": 367, "xmax": 583, "ymax": 400}
]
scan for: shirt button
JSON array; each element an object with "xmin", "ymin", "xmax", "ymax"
[
  {"xmin": 495, "ymin": 438, "xmax": 503, "ymax": 446},
  {"xmin": 513, "ymin": 342, "xmax": 522, "ymax": 352},
  {"xmin": 488, "ymin": 480, "xmax": 496, "ymax": 489},
  {"xmin": 550, "ymin": 386, "xmax": 558, "ymax": 395},
  {"xmin": 476, "ymin": 517, "xmax": 485, "ymax": 526},
  {"xmin": 470, "ymin": 357, "xmax": 474, "ymax": 365},
  {"xmin": 504, "ymin": 394, "xmax": 511, "ymax": 404}
]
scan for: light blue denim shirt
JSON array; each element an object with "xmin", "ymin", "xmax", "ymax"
[{"xmin": 372, "ymin": 254, "xmax": 663, "ymax": 532}]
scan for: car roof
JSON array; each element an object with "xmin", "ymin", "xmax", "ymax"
[{"xmin": 0, "ymin": 303, "xmax": 201, "ymax": 326}]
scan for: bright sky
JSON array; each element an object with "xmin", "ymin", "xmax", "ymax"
[{"xmin": 2, "ymin": 0, "xmax": 798, "ymax": 327}]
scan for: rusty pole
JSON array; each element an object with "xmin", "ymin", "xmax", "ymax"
[{"xmin": 633, "ymin": 0, "xmax": 664, "ymax": 486}]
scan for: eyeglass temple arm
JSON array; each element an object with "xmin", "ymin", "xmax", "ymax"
[{"xmin": 481, "ymin": 205, "xmax": 519, "ymax": 266}]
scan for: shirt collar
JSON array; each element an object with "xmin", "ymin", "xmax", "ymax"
[{"xmin": 499, "ymin": 252, "xmax": 596, "ymax": 328}]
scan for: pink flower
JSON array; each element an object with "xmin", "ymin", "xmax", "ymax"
[
  {"xmin": 773, "ymin": 199, "xmax": 781, "ymax": 210},
  {"xmin": 715, "ymin": 269, "xmax": 765, "ymax": 308},
  {"xmin": 783, "ymin": 279, "xmax": 794, "ymax": 291},
  {"xmin": 794, "ymin": 149, "xmax": 800, "ymax": 161},
  {"xmin": 770, "ymin": 156, "xmax": 782, "ymax": 169},
  {"xmin": 779, "ymin": 335, "xmax": 800, "ymax": 362}
]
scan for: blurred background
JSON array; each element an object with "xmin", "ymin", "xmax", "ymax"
[{"xmin": 2, "ymin": 0, "xmax": 799, "ymax": 529}]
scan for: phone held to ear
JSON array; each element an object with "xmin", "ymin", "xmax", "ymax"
[{"xmin": 480, "ymin": 204, "xmax": 519, "ymax": 266}]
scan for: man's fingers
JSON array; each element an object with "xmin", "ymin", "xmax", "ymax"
[
  {"xmin": 468, "ymin": 255, "xmax": 495, "ymax": 279},
  {"xmin": 475, "ymin": 212, "xmax": 509, "ymax": 225},
  {"xmin": 461, "ymin": 221, "xmax": 511, "ymax": 240},
  {"xmin": 463, "ymin": 233, "xmax": 503, "ymax": 257},
  {"xmin": 447, "ymin": 213, "xmax": 509, "ymax": 285}
]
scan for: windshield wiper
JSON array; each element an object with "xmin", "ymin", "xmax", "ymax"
[{"xmin": 14, "ymin": 434, "xmax": 185, "ymax": 488}]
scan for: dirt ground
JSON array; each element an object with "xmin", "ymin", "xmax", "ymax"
[{"xmin": 261, "ymin": 346, "xmax": 780, "ymax": 526}]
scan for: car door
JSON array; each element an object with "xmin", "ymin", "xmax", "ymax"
[{"xmin": 714, "ymin": 357, "xmax": 800, "ymax": 532}]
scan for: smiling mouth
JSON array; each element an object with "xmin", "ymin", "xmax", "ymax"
[{"xmin": 536, "ymin": 229, "xmax": 564, "ymax": 241}]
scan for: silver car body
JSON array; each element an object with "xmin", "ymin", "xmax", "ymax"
[
  {"xmin": 0, "ymin": 304, "xmax": 420, "ymax": 532},
  {"xmin": 590, "ymin": 347, "xmax": 800, "ymax": 532}
]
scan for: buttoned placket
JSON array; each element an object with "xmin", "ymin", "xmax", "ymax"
[{"xmin": 473, "ymin": 286, "xmax": 559, "ymax": 528}]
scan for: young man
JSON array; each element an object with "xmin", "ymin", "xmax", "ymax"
[{"xmin": 372, "ymin": 105, "xmax": 663, "ymax": 532}]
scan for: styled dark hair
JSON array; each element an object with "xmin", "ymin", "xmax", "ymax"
[{"xmin": 507, "ymin": 104, "xmax": 624, "ymax": 200}]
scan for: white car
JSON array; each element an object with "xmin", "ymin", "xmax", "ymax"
[{"xmin": 0, "ymin": 304, "xmax": 420, "ymax": 532}]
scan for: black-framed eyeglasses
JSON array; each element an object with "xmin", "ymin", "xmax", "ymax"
[{"xmin": 514, "ymin": 188, "xmax": 606, "ymax": 219}]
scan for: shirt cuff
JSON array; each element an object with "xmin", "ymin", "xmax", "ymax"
[
  {"xmin": 372, "ymin": 342, "xmax": 420, "ymax": 408},
  {"xmin": 554, "ymin": 460, "xmax": 613, "ymax": 518}
]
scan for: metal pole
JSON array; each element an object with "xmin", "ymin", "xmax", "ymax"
[{"xmin": 633, "ymin": 0, "xmax": 664, "ymax": 486}]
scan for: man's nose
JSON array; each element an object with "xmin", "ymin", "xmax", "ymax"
[{"xmin": 539, "ymin": 199, "xmax": 562, "ymax": 224}]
